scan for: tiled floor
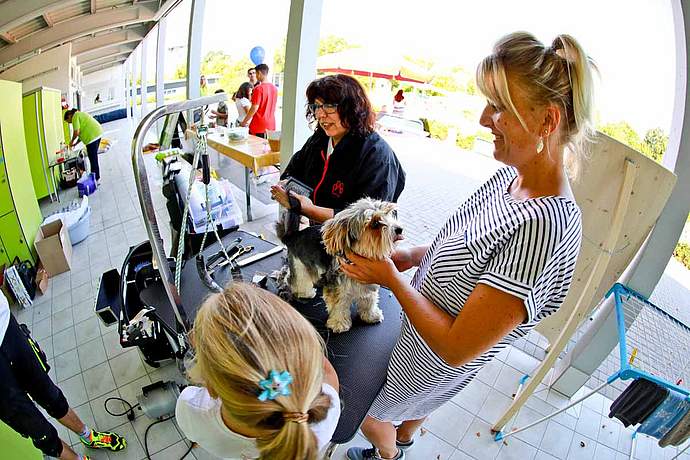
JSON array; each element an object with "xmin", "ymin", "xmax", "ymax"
[{"xmin": 9, "ymin": 117, "xmax": 690, "ymax": 459}]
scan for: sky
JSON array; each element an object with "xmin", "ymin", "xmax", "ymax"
[{"xmin": 154, "ymin": 0, "xmax": 677, "ymax": 136}]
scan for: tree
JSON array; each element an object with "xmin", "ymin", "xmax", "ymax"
[
  {"xmin": 201, "ymin": 50, "xmax": 232, "ymax": 77},
  {"xmin": 219, "ymin": 56, "xmax": 254, "ymax": 95},
  {"xmin": 430, "ymin": 75, "xmax": 460, "ymax": 93},
  {"xmin": 274, "ymin": 38, "xmax": 286, "ymax": 74},
  {"xmin": 273, "ymin": 35, "xmax": 357, "ymax": 74},
  {"xmin": 174, "ymin": 63, "xmax": 186, "ymax": 79},
  {"xmin": 599, "ymin": 121, "xmax": 642, "ymax": 152},
  {"xmin": 641, "ymin": 127, "xmax": 668, "ymax": 162},
  {"xmin": 319, "ymin": 35, "xmax": 357, "ymax": 56}
]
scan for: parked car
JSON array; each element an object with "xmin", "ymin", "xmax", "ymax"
[{"xmin": 375, "ymin": 113, "xmax": 430, "ymax": 137}]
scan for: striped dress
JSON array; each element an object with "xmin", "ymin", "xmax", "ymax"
[{"xmin": 369, "ymin": 167, "xmax": 582, "ymax": 421}]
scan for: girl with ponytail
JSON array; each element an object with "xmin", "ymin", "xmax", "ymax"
[{"xmin": 176, "ymin": 282, "xmax": 340, "ymax": 460}]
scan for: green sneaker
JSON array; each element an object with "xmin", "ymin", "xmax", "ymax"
[{"xmin": 80, "ymin": 430, "xmax": 127, "ymax": 451}]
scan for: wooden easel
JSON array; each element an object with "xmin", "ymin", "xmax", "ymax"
[{"xmin": 492, "ymin": 132, "xmax": 677, "ymax": 433}]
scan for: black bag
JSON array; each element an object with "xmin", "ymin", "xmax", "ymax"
[{"xmin": 13, "ymin": 257, "xmax": 37, "ymax": 300}]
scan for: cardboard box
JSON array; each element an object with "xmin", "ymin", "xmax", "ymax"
[
  {"xmin": 34, "ymin": 220, "xmax": 72, "ymax": 276},
  {"xmin": 35, "ymin": 263, "xmax": 49, "ymax": 295}
]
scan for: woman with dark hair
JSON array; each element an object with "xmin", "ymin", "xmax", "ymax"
[
  {"xmin": 234, "ymin": 82, "xmax": 253, "ymax": 126},
  {"xmin": 271, "ymin": 74, "xmax": 406, "ymax": 223}
]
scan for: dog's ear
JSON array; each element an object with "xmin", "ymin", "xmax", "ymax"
[
  {"xmin": 381, "ymin": 201, "xmax": 397, "ymax": 214},
  {"xmin": 322, "ymin": 214, "xmax": 352, "ymax": 256}
]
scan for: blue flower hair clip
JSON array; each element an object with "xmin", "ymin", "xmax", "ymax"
[{"xmin": 258, "ymin": 370, "xmax": 293, "ymax": 401}]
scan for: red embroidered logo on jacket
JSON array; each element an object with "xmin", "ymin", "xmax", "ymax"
[{"xmin": 331, "ymin": 181, "xmax": 345, "ymax": 198}]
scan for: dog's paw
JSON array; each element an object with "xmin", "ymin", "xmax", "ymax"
[
  {"xmin": 327, "ymin": 315, "xmax": 352, "ymax": 333},
  {"xmin": 360, "ymin": 307, "xmax": 384, "ymax": 324}
]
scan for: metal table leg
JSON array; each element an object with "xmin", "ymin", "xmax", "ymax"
[
  {"xmin": 51, "ymin": 166, "xmax": 60, "ymax": 202},
  {"xmin": 245, "ymin": 167, "xmax": 253, "ymax": 221}
]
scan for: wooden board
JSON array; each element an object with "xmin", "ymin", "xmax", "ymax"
[{"xmin": 535, "ymin": 132, "xmax": 677, "ymax": 345}]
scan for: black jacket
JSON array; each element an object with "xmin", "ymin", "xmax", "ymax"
[{"xmin": 281, "ymin": 129, "xmax": 406, "ymax": 214}]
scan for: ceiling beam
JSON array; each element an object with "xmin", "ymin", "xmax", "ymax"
[
  {"xmin": 0, "ymin": 32, "xmax": 17, "ymax": 44},
  {"xmin": 42, "ymin": 12, "xmax": 54, "ymax": 27},
  {"xmin": 72, "ymin": 25, "xmax": 147, "ymax": 56},
  {"xmin": 78, "ymin": 45, "xmax": 136, "ymax": 65},
  {"xmin": 81, "ymin": 50, "xmax": 133, "ymax": 69},
  {"xmin": 154, "ymin": 0, "xmax": 181, "ymax": 21},
  {"xmin": 82, "ymin": 59, "xmax": 126, "ymax": 75},
  {"xmin": 0, "ymin": 0, "xmax": 83, "ymax": 32},
  {"xmin": 0, "ymin": 2, "xmax": 160, "ymax": 65},
  {"xmin": 82, "ymin": 56, "xmax": 127, "ymax": 70}
]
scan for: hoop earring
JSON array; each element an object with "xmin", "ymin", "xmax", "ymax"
[{"xmin": 536, "ymin": 137, "xmax": 544, "ymax": 154}]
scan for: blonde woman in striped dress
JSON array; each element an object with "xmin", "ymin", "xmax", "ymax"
[{"xmin": 340, "ymin": 32, "xmax": 597, "ymax": 460}]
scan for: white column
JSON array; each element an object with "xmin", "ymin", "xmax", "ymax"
[
  {"xmin": 129, "ymin": 58, "xmax": 135, "ymax": 118},
  {"xmin": 551, "ymin": 0, "xmax": 690, "ymax": 396},
  {"xmin": 140, "ymin": 37, "xmax": 148, "ymax": 118},
  {"xmin": 132, "ymin": 48, "xmax": 138, "ymax": 119},
  {"xmin": 186, "ymin": 0, "xmax": 205, "ymax": 101},
  {"xmin": 156, "ymin": 18, "xmax": 166, "ymax": 108},
  {"xmin": 281, "ymin": 0, "xmax": 323, "ymax": 166},
  {"xmin": 124, "ymin": 58, "xmax": 130, "ymax": 119}
]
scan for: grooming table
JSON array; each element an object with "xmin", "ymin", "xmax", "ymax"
[{"xmin": 140, "ymin": 230, "xmax": 402, "ymax": 453}]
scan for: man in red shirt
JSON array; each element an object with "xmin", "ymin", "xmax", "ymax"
[{"xmin": 240, "ymin": 64, "xmax": 277, "ymax": 137}]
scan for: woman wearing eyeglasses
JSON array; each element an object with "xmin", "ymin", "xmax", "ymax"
[{"xmin": 270, "ymin": 74, "xmax": 406, "ymax": 223}]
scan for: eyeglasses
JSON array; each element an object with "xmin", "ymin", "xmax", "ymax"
[{"xmin": 308, "ymin": 103, "xmax": 338, "ymax": 115}]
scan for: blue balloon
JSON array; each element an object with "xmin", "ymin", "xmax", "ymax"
[{"xmin": 250, "ymin": 46, "xmax": 265, "ymax": 65}]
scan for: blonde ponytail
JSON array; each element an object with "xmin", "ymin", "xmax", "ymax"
[
  {"xmin": 188, "ymin": 283, "xmax": 332, "ymax": 460},
  {"xmin": 477, "ymin": 31, "xmax": 597, "ymax": 179}
]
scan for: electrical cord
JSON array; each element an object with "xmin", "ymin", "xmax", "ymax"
[
  {"xmin": 103, "ymin": 397, "xmax": 194, "ymax": 460},
  {"xmin": 104, "ymin": 397, "xmax": 138, "ymax": 420}
]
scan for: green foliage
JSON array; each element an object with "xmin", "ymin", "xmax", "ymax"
[
  {"xmin": 428, "ymin": 66, "xmax": 475, "ymax": 95},
  {"xmin": 599, "ymin": 121, "xmax": 643, "ymax": 151},
  {"xmin": 456, "ymin": 133, "xmax": 476, "ymax": 150},
  {"xmin": 319, "ymin": 35, "xmax": 357, "ymax": 56},
  {"xmin": 674, "ymin": 242, "xmax": 690, "ymax": 271},
  {"xmin": 274, "ymin": 38, "xmax": 286, "ymax": 74},
  {"xmin": 174, "ymin": 63, "xmax": 186, "ymax": 79},
  {"xmin": 598, "ymin": 122, "xmax": 669, "ymax": 163},
  {"xmin": 186, "ymin": 50, "xmax": 255, "ymax": 95},
  {"xmin": 466, "ymin": 79, "xmax": 477, "ymax": 96},
  {"xmin": 273, "ymin": 35, "xmax": 356, "ymax": 74},
  {"xmin": 431, "ymin": 75, "xmax": 459, "ymax": 93},
  {"xmin": 202, "ymin": 50, "xmax": 232, "ymax": 76},
  {"xmin": 423, "ymin": 119, "xmax": 449, "ymax": 140},
  {"xmin": 641, "ymin": 127, "xmax": 668, "ymax": 162}
]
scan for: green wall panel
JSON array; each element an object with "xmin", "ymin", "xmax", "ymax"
[
  {"xmin": 0, "ymin": 80, "xmax": 42, "ymax": 263},
  {"xmin": 0, "ymin": 212, "xmax": 33, "ymax": 263},
  {"xmin": 22, "ymin": 88, "xmax": 62, "ymax": 200},
  {"xmin": 0, "ymin": 420, "xmax": 41, "ymax": 460},
  {"xmin": 22, "ymin": 92, "xmax": 50, "ymax": 199},
  {"xmin": 0, "ymin": 158, "xmax": 12, "ymax": 216}
]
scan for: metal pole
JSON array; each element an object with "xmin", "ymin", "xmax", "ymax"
[{"xmin": 131, "ymin": 93, "xmax": 227, "ymax": 333}]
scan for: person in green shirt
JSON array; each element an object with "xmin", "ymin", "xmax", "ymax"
[{"xmin": 64, "ymin": 109, "xmax": 104, "ymax": 183}]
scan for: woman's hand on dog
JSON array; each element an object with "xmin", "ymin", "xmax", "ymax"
[
  {"xmin": 270, "ymin": 185, "xmax": 313, "ymax": 213},
  {"xmin": 340, "ymin": 251, "xmax": 400, "ymax": 288},
  {"xmin": 270, "ymin": 184, "xmax": 291, "ymax": 208}
]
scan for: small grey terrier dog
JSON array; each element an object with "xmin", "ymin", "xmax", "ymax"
[{"xmin": 277, "ymin": 198, "xmax": 403, "ymax": 333}]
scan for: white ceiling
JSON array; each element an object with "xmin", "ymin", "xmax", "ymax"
[{"xmin": 0, "ymin": 0, "xmax": 180, "ymax": 73}]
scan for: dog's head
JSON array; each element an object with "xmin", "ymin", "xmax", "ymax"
[{"xmin": 321, "ymin": 198, "xmax": 403, "ymax": 260}]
